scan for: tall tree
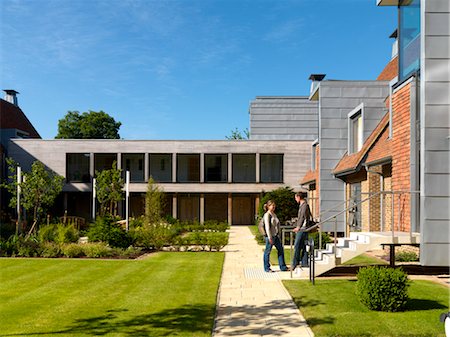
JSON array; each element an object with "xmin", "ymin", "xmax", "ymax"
[
  {"xmin": 95, "ymin": 162, "xmax": 124, "ymax": 216},
  {"xmin": 145, "ymin": 177, "xmax": 165, "ymax": 224},
  {"xmin": 1, "ymin": 158, "xmax": 64, "ymax": 234},
  {"xmin": 226, "ymin": 127, "xmax": 249, "ymax": 140},
  {"xmin": 56, "ymin": 110, "xmax": 121, "ymax": 139}
]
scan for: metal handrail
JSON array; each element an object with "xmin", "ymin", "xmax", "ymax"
[{"xmin": 303, "ymin": 189, "xmax": 420, "ymax": 276}]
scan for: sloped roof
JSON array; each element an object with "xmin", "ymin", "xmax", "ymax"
[
  {"xmin": 300, "ymin": 169, "xmax": 317, "ymax": 185},
  {"xmin": 333, "ymin": 112, "xmax": 390, "ymax": 176},
  {"xmin": 0, "ymin": 99, "xmax": 40, "ymax": 138},
  {"xmin": 377, "ymin": 56, "xmax": 398, "ymax": 81}
]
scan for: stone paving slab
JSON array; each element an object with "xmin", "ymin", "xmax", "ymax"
[{"xmin": 212, "ymin": 226, "xmax": 314, "ymax": 337}]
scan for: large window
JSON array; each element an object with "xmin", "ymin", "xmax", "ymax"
[
  {"xmin": 122, "ymin": 153, "xmax": 144, "ymax": 182},
  {"xmin": 67, "ymin": 153, "xmax": 90, "ymax": 183},
  {"xmin": 94, "ymin": 153, "xmax": 116, "ymax": 172},
  {"xmin": 177, "ymin": 154, "xmax": 200, "ymax": 182},
  {"xmin": 150, "ymin": 154, "xmax": 172, "ymax": 182},
  {"xmin": 232, "ymin": 154, "xmax": 256, "ymax": 183},
  {"xmin": 399, "ymin": 0, "xmax": 420, "ymax": 81},
  {"xmin": 205, "ymin": 154, "xmax": 227, "ymax": 182},
  {"xmin": 260, "ymin": 154, "xmax": 283, "ymax": 183}
]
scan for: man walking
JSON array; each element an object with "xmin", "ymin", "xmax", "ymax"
[{"xmin": 291, "ymin": 192, "xmax": 311, "ymax": 271}]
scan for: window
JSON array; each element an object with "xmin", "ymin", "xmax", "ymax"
[
  {"xmin": 399, "ymin": 0, "xmax": 420, "ymax": 81},
  {"xmin": 67, "ymin": 153, "xmax": 90, "ymax": 183},
  {"xmin": 205, "ymin": 154, "xmax": 227, "ymax": 182},
  {"xmin": 177, "ymin": 154, "xmax": 200, "ymax": 182},
  {"xmin": 94, "ymin": 153, "xmax": 116, "ymax": 172},
  {"xmin": 122, "ymin": 153, "xmax": 144, "ymax": 182},
  {"xmin": 260, "ymin": 154, "xmax": 283, "ymax": 183},
  {"xmin": 348, "ymin": 105, "xmax": 364, "ymax": 154},
  {"xmin": 149, "ymin": 154, "xmax": 172, "ymax": 182},
  {"xmin": 232, "ymin": 154, "xmax": 256, "ymax": 183}
]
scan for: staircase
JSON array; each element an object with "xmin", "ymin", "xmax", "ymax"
[{"xmin": 283, "ymin": 231, "xmax": 421, "ymax": 279}]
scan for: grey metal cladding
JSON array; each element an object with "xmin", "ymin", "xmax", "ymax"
[
  {"xmin": 420, "ymin": 7, "xmax": 450, "ymax": 267},
  {"xmin": 317, "ymin": 81, "xmax": 388, "ymax": 230},
  {"xmin": 249, "ymin": 96, "xmax": 318, "ymax": 141}
]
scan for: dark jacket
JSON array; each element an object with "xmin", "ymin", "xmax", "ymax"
[{"xmin": 295, "ymin": 201, "xmax": 311, "ymax": 231}]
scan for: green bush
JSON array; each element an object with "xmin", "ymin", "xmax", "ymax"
[
  {"xmin": 309, "ymin": 231, "xmax": 332, "ymax": 250},
  {"xmin": 131, "ymin": 222, "xmax": 175, "ymax": 250},
  {"xmin": 56, "ymin": 224, "xmax": 79, "ymax": 244},
  {"xmin": 16, "ymin": 237, "xmax": 40, "ymax": 257},
  {"xmin": 206, "ymin": 232, "xmax": 229, "ymax": 251},
  {"xmin": 40, "ymin": 242, "xmax": 62, "ymax": 258},
  {"xmin": 82, "ymin": 242, "xmax": 113, "ymax": 258},
  {"xmin": 395, "ymin": 251, "xmax": 419, "ymax": 262},
  {"xmin": 87, "ymin": 215, "xmax": 132, "ymax": 248},
  {"xmin": 258, "ymin": 187, "xmax": 298, "ymax": 223},
  {"xmin": 0, "ymin": 235, "xmax": 20, "ymax": 256},
  {"xmin": 356, "ymin": 266, "xmax": 410, "ymax": 312},
  {"xmin": 61, "ymin": 243, "xmax": 84, "ymax": 258},
  {"xmin": 38, "ymin": 224, "xmax": 57, "ymax": 242}
]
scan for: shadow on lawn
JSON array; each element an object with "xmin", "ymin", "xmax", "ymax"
[
  {"xmin": 3, "ymin": 304, "xmax": 215, "ymax": 336},
  {"xmin": 405, "ymin": 298, "xmax": 447, "ymax": 311}
]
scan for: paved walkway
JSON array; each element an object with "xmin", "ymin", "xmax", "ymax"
[{"xmin": 212, "ymin": 226, "xmax": 314, "ymax": 337}]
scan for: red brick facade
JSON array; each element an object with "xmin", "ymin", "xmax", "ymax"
[{"xmin": 391, "ymin": 82, "xmax": 412, "ymax": 232}]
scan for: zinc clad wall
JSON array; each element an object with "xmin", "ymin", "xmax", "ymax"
[
  {"xmin": 249, "ymin": 97, "xmax": 318, "ymax": 140},
  {"xmin": 420, "ymin": 0, "xmax": 450, "ymax": 266},
  {"xmin": 318, "ymin": 81, "xmax": 389, "ymax": 232}
]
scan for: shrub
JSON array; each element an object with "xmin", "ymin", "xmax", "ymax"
[
  {"xmin": 61, "ymin": 243, "xmax": 84, "ymax": 258},
  {"xmin": 40, "ymin": 242, "xmax": 62, "ymax": 258},
  {"xmin": 16, "ymin": 237, "xmax": 40, "ymax": 257},
  {"xmin": 258, "ymin": 187, "xmax": 298, "ymax": 223},
  {"xmin": 87, "ymin": 215, "xmax": 132, "ymax": 248},
  {"xmin": 131, "ymin": 222, "xmax": 175, "ymax": 250},
  {"xmin": 112, "ymin": 246, "xmax": 143, "ymax": 259},
  {"xmin": 356, "ymin": 266, "xmax": 409, "ymax": 312},
  {"xmin": 56, "ymin": 224, "xmax": 79, "ymax": 244},
  {"xmin": 395, "ymin": 246, "xmax": 419, "ymax": 262},
  {"xmin": 309, "ymin": 231, "xmax": 332, "ymax": 250},
  {"xmin": 38, "ymin": 224, "xmax": 57, "ymax": 242},
  {"xmin": 82, "ymin": 242, "xmax": 113, "ymax": 258},
  {"xmin": 0, "ymin": 235, "xmax": 20, "ymax": 256},
  {"xmin": 206, "ymin": 232, "xmax": 229, "ymax": 251}
]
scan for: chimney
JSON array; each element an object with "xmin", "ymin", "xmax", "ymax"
[
  {"xmin": 3, "ymin": 89, "xmax": 19, "ymax": 106},
  {"xmin": 308, "ymin": 74, "xmax": 326, "ymax": 96}
]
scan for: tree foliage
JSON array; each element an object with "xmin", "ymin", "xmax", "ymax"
[
  {"xmin": 56, "ymin": 110, "xmax": 121, "ymax": 139},
  {"xmin": 145, "ymin": 177, "xmax": 166, "ymax": 224},
  {"xmin": 95, "ymin": 162, "xmax": 123, "ymax": 216},
  {"xmin": 258, "ymin": 187, "xmax": 298, "ymax": 223},
  {"xmin": 1, "ymin": 158, "xmax": 64, "ymax": 226},
  {"xmin": 226, "ymin": 127, "xmax": 249, "ymax": 140}
]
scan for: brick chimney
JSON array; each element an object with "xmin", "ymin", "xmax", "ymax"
[{"xmin": 3, "ymin": 89, "xmax": 19, "ymax": 106}]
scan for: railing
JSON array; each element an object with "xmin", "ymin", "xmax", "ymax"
[{"xmin": 298, "ymin": 190, "xmax": 420, "ymax": 274}]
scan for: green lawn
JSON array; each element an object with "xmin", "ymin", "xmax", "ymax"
[
  {"xmin": 0, "ymin": 252, "xmax": 224, "ymax": 336},
  {"xmin": 343, "ymin": 253, "xmax": 389, "ymax": 266},
  {"xmin": 284, "ymin": 278, "xmax": 449, "ymax": 337}
]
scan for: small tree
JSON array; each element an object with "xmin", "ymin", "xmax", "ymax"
[
  {"xmin": 226, "ymin": 127, "xmax": 249, "ymax": 140},
  {"xmin": 258, "ymin": 187, "xmax": 298, "ymax": 223},
  {"xmin": 1, "ymin": 158, "xmax": 64, "ymax": 234},
  {"xmin": 145, "ymin": 177, "xmax": 165, "ymax": 224},
  {"xmin": 95, "ymin": 161, "xmax": 123, "ymax": 216}
]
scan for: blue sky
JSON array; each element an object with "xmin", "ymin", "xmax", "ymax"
[{"xmin": 1, "ymin": 0, "xmax": 396, "ymax": 140}]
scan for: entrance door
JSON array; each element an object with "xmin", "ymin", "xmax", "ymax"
[{"xmin": 232, "ymin": 195, "xmax": 255, "ymax": 225}]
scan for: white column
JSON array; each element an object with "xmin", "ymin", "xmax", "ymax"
[
  {"xmin": 256, "ymin": 153, "xmax": 260, "ymax": 182},
  {"xmin": 200, "ymin": 153, "xmax": 205, "ymax": 183},
  {"xmin": 92, "ymin": 178, "xmax": 96, "ymax": 220},
  {"xmin": 228, "ymin": 193, "xmax": 233, "ymax": 226},
  {"xmin": 17, "ymin": 166, "xmax": 21, "ymax": 225},
  {"xmin": 172, "ymin": 194, "xmax": 177, "ymax": 218},
  {"xmin": 125, "ymin": 171, "xmax": 130, "ymax": 231},
  {"xmin": 228, "ymin": 153, "xmax": 232, "ymax": 183},
  {"xmin": 200, "ymin": 193, "xmax": 205, "ymax": 223},
  {"xmin": 172, "ymin": 153, "xmax": 177, "ymax": 183}
]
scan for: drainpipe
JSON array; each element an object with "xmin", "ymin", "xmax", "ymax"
[{"xmin": 364, "ymin": 165, "xmax": 384, "ymax": 232}]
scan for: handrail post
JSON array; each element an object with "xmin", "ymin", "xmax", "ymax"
[
  {"xmin": 391, "ymin": 191, "xmax": 395, "ymax": 242},
  {"xmin": 318, "ymin": 225, "xmax": 322, "ymax": 251},
  {"xmin": 398, "ymin": 194, "xmax": 401, "ymax": 232}
]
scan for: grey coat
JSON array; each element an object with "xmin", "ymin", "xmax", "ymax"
[{"xmin": 295, "ymin": 201, "xmax": 311, "ymax": 231}]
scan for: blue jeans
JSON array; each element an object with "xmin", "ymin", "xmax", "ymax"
[
  {"xmin": 263, "ymin": 235, "xmax": 288, "ymax": 272},
  {"xmin": 291, "ymin": 231, "xmax": 309, "ymax": 268}
]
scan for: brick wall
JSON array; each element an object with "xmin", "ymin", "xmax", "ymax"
[
  {"xmin": 361, "ymin": 180, "xmax": 369, "ymax": 231},
  {"xmin": 391, "ymin": 83, "xmax": 412, "ymax": 232}
]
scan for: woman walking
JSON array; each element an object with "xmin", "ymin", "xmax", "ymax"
[{"xmin": 263, "ymin": 200, "xmax": 288, "ymax": 272}]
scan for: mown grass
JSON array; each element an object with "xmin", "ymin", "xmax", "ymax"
[
  {"xmin": 0, "ymin": 252, "xmax": 224, "ymax": 336},
  {"xmin": 343, "ymin": 253, "xmax": 389, "ymax": 266},
  {"xmin": 284, "ymin": 278, "xmax": 449, "ymax": 337}
]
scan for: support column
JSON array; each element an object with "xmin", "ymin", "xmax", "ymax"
[
  {"xmin": 172, "ymin": 153, "xmax": 177, "ymax": 183},
  {"xmin": 89, "ymin": 153, "xmax": 94, "ymax": 180},
  {"xmin": 228, "ymin": 193, "xmax": 233, "ymax": 226},
  {"xmin": 172, "ymin": 194, "xmax": 177, "ymax": 219},
  {"xmin": 228, "ymin": 153, "xmax": 232, "ymax": 183},
  {"xmin": 255, "ymin": 195, "xmax": 260, "ymax": 222},
  {"xmin": 117, "ymin": 153, "xmax": 121, "ymax": 170},
  {"xmin": 200, "ymin": 193, "xmax": 205, "ymax": 223},
  {"xmin": 144, "ymin": 153, "xmax": 149, "ymax": 182},
  {"xmin": 200, "ymin": 153, "xmax": 205, "ymax": 183},
  {"xmin": 256, "ymin": 153, "xmax": 260, "ymax": 182}
]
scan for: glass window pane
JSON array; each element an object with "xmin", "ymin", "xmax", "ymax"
[
  {"xmin": 94, "ymin": 153, "xmax": 116, "ymax": 173},
  {"xmin": 122, "ymin": 154, "xmax": 144, "ymax": 182},
  {"xmin": 399, "ymin": 0, "xmax": 420, "ymax": 80},
  {"xmin": 260, "ymin": 154, "xmax": 283, "ymax": 183},
  {"xmin": 67, "ymin": 153, "xmax": 90, "ymax": 183},
  {"xmin": 205, "ymin": 154, "xmax": 227, "ymax": 182},
  {"xmin": 177, "ymin": 154, "xmax": 200, "ymax": 182},
  {"xmin": 150, "ymin": 154, "xmax": 172, "ymax": 182},
  {"xmin": 232, "ymin": 154, "xmax": 256, "ymax": 183}
]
